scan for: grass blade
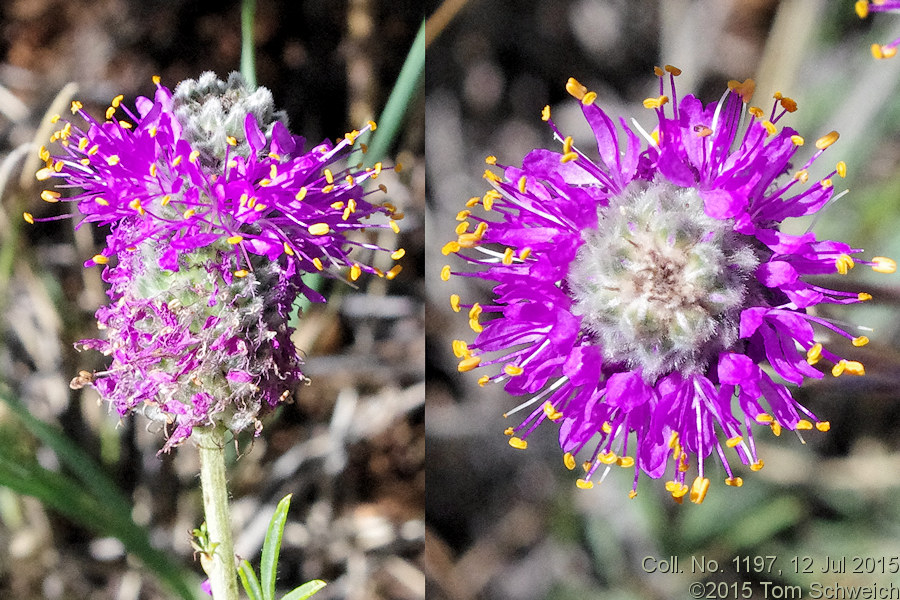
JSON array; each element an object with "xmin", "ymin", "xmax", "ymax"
[
  {"xmin": 239, "ymin": 559, "xmax": 264, "ymax": 600},
  {"xmin": 281, "ymin": 580, "xmax": 327, "ymax": 600},
  {"xmin": 261, "ymin": 493, "xmax": 293, "ymax": 600},
  {"xmin": 362, "ymin": 19, "xmax": 425, "ymax": 166}
]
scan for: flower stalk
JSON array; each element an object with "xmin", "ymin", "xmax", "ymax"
[{"xmin": 195, "ymin": 425, "xmax": 239, "ymax": 600}]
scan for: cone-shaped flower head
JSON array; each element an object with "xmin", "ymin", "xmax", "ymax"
[
  {"xmin": 445, "ymin": 66, "xmax": 895, "ymax": 503},
  {"xmin": 856, "ymin": 0, "xmax": 900, "ymax": 58},
  {"xmin": 35, "ymin": 72, "xmax": 401, "ymax": 450}
]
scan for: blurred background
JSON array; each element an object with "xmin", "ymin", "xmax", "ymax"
[
  {"xmin": 426, "ymin": 1, "xmax": 900, "ymax": 599},
  {"xmin": 0, "ymin": 1, "xmax": 424, "ymax": 599}
]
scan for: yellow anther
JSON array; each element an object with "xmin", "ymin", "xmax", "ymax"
[
  {"xmin": 234, "ymin": 269, "xmax": 249, "ymax": 278},
  {"xmin": 330, "ymin": 201, "xmax": 345, "ymax": 210},
  {"xmin": 227, "ymin": 235, "xmax": 243, "ymax": 244},
  {"xmin": 295, "ymin": 187, "xmax": 308, "ymax": 201},
  {"xmin": 484, "ymin": 155, "xmax": 497, "ymax": 166},
  {"xmin": 748, "ymin": 106, "xmax": 764, "ymax": 118},
  {"xmin": 793, "ymin": 169, "xmax": 809, "ymax": 183},
  {"xmin": 770, "ymin": 422, "xmax": 782, "ymax": 437},
  {"xmin": 118, "ymin": 120, "xmax": 132, "ymax": 129},
  {"xmin": 662, "ymin": 64, "xmax": 681, "ymax": 76},
  {"xmin": 790, "ymin": 135, "xmax": 804, "ymax": 146},
  {"xmin": 466, "ymin": 196, "xmax": 481, "ymax": 208},
  {"xmin": 562, "ymin": 136, "xmax": 574, "ymax": 155},
  {"xmin": 694, "ymin": 125, "xmax": 712, "ymax": 138},
  {"xmin": 457, "ymin": 355, "xmax": 481, "ymax": 372},
  {"xmin": 844, "ymin": 360, "xmax": 865, "ymax": 376},
  {"xmin": 581, "ymin": 91, "xmax": 597, "ymax": 105},
  {"xmin": 598, "ymin": 452, "xmax": 618, "ymax": 465},
  {"xmin": 474, "ymin": 221, "xmax": 488, "ymax": 237},
  {"xmin": 149, "ymin": 163, "xmax": 157, "ymax": 177},
  {"xmin": 455, "ymin": 209, "xmax": 471, "ymax": 222},
  {"xmin": 172, "ymin": 155, "xmax": 183, "ymax": 166},
  {"xmin": 763, "ymin": 121, "xmax": 777, "ymax": 137},
  {"xmin": 832, "ymin": 360, "xmax": 847, "ymax": 377},
  {"xmin": 642, "ymin": 95, "xmax": 669, "ymax": 109},
  {"xmin": 628, "ymin": 490, "xmax": 638, "ymax": 499},
  {"xmin": 365, "ymin": 120, "xmax": 377, "ymax": 131},
  {"xmin": 852, "ymin": 336, "xmax": 869, "ymax": 347},
  {"xmin": 129, "ymin": 199, "xmax": 145, "ymax": 215},
  {"xmin": 836, "ymin": 161, "xmax": 847, "ymax": 178},
  {"xmin": 308, "ymin": 223, "xmax": 330, "ymax": 236},
  {"xmin": 386, "ymin": 265, "xmax": 402, "ymax": 280},
  {"xmin": 91, "ymin": 254, "xmax": 108, "ymax": 265},
  {"xmin": 725, "ymin": 477, "xmax": 744, "ymax": 487},
  {"xmin": 40, "ymin": 190, "xmax": 60, "ymax": 202},
  {"xmin": 152, "ymin": 75, "xmax": 161, "ymax": 84},
  {"xmin": 106, "ymin": 155, "xmax": 121, "ymax": 166},
  {"xmin": 183, "ymin": 209, "xmax": 196, "ymax": 218},
  {"xmin": 77, "ymin": 137, "xmax": 89, "ymax": 151},
  {"xmin": 483, "ymin": 169, "xmax": 501, "ymax": 183},
  {"xmin": 750, "ymin": 460, "xmax": 764, "ymax": 471},
  {"xmin": 816, "ymin": 421, "xmax": 831, "ymax": 432},
  {"xmin": 70, "ymin": 100, "xmax": 83, "ymax": 114},
  {"xmin": 349, "ymin": 264, "xmax": 362, "ymax": 281},
  {"xmin": 23, "ymin": 212, "xmax": 34, "ymax": 224},
  {"xmin": 690, "ymin": 476, "xmax": 710, "ymax": 504},
  {"xmin": 457, "ymin": 233, "xmax": 481, "ymax": 248},
  {"xmin": 541, "ymin": 105, "xmax": 551, "ymax": 121},
  {"xmin": 519, "ymin": 247, "xmax": 532, "ymax": 260},
  {"xmin": 450, "ymin": 294, "xmax": 461, "ymax": 313},
  {"xmin": 452, "ymin": 340, "xmax": 472, "ymax": 356},
  {"xmin": 441, "ymin": 241, "xmax": 461, "ymax": 256},
  {"xmin": 755, "ymin": 413, "xmax": 774, "ymax": 424},
  {"xmin": 671, "ymin": 483, "xmax": 689, "ymax": 499},
  {"xmin": 563, "ymin": 453, "xmax": 576, "ymax": 470},
  {"xmin": 483, "ymin": 189, "xmax": 501, "ymax": 211},
  {"xmin": 856, "ymin": 0, "xmax": 870, "ymax": 18},
  {"xmin": 477, "ymin": 375, "xmax": 490, "ymax": 386},
  {"xmin": 727, "ymin": 78, "xmax": 755, "ymax": 102},
  {"xmin": 50, "ymin": 114, "xmax": 61, "ymax": 124},
  {"xmin": 796, "ymin": 420, "xmax": 813, "ymax": 430},
  {"xmin": 806, "ymin": 343, "xmax": 823, "ymax": 365},
  {"xmin": 821, "ymin": 178, "xmax": 833, "ymax": 189},
  {"xmin": 858, "ymin": 292, "xmax": 873, "ymax": 301},
  {"xmin": 324, "ymin": 168, "xmax": 334, "ymax": 184},
  {"xmin": 872, "ymin": 44, "xmax": 898, "ymax": 59},
  {"xmin": 560, "ymin": 151, "xmax": 579, "ymax": 163},
  {"xmin": 518, "ymin": 175, "xmax": 527, "ymax": 194},
  {"xmin": 726, "ymin": 435, "xmax": 743, "ymax": 448},
  {"xmin": 312, "ymin": 257, "xmax": 324, "ymax": 271},
  {"xmin": 815, "ymin": 131, "xmax": 840, "ymax": 150},
  {"xmin": 601, "ymin": 421, "xmax": 612, "ymax": 434},
  {"xmin": 664, "ymin": 481, "xmax": 678, "ymax": 492},
  {"xmin": 38, "ymin": 145, "xmax": 50, "ymax": 161},
  {"xmin": 778, "ymin": 96, "xmax": 798, "ymax": 113},
  {"xmin": 270, "ymin": 164, "xmax": 279, "ymax": 180},
  {"xmin": 565, "ymin": 77, "xmax": 587, "ymax": 100},
  {"xmin": 617, "ymin": 456, "xmax": 635, "ymax": 468},
  {"xmin": 835, "ymin": 254, "xmax": 855, "ymax": 275},
  {"xmin": 508, "ymin": 436, "xmax": 528, "ymax": 450},
  {"xmin": 668, "ymin": 431, "xmax": 680, "ymax": 448},
  {"xmin": 504, "ymin": 364, "xmax": 524, "ymax": 377},
  {"xmin": 391, "ymin": 248, "xmax": 405, "ymax": 261},
  {"xmin": 96, "ymin": 198, "xmax": 109, "ymax": 206},
  {"xmin": 582, "ymin": 461, "xmax": 592, "ymax": 473},
  {"xmin": 283, "ymin": 242, "xmax": 294, "ymax": 256},
  {"xmin": 36, "ymin": 167, "xmax": 54, "ymax": 181},
  {"xmin": 189, "ymin": 150, "xmax": 200, "ymax": 163},
  {"xmin": 502, "ymin": 248, "xmax": 514, "ymax": 265},
  {"xmin": 504, "ymin": 427, "xmax": 515, "ymax": 436},
  {"xmin": 441, "ymin": 265, "xmax": 451, "ymax": 281},
  {"xmin": 654, "ymin": 66, "xmax": 665, "ymax": 76},
  {"xmin": 322, "ymin": 185, "xmax": 334, "ymax": 193},
  {"xmin": 468, "ymin": 303, "xmax": 482, "ymax": 321},
  {"xmin": 575, "ymin": 478, "xmax": 594, "ymax": 490},
  {"xmin": 871, "ymin": 256, "xmax": 897, "ymax": 273}
]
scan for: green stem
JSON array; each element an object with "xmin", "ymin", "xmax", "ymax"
[
  {"xmin": 195, "ymin": 426, "xmax": 239, "ymax": 600},
  {"xmin": 241, "ymin": 0, "xmax": 258, "ymax": 89}
]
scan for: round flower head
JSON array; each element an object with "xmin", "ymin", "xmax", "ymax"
[
  {"xmin": 445, "ymin": 66, "xmax": 896, "ymax": 503},
  {"xmin": 34, "ymin": 72, "xmax": 401, "ymax": 451},
  {"xmin": 856, "ymin": 0, "xmax": 900, "ymax": 58}
]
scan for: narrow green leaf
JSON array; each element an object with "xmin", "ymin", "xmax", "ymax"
[
  {"xmin": 241, "ymin": 0, "xmax": 257, "ymax": 89},
  {"xmin": 261, "ymin": 493, "xmax": 293, "ymax": 600},
  {"xmin": 361, "ymin": 19, "xmax": 425, "ymax": 166},
  {"xmin": 280, "ymin": 580, "xmax": 327, "ymax": 600},
  {"xmin": 239, "ymin": 559, "xmax": 264, "ymax": 600}
]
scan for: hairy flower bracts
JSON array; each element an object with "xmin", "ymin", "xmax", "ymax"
[
  {"xmin": 444, "ymin": 66, "xmax": 896, "ymax": 503},
  {"xmin": 34, "ymin": 72, "xmax": 401, "ymax": 450},
  {"xmin": 856, "ymin": 0, "xmax": 900, "ymax": 58}
]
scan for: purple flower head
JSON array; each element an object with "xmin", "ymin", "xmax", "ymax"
[
  {"xmin": 445, "ymin": 67, "xmax": 896, "ymax": 504},
  {"xmin": 857, "ymin": 0, "xmax": 900, "ymax": 58},
  {"xmin": 35, "ymin": 72, "xmax": 402, "ymax": 451}
]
